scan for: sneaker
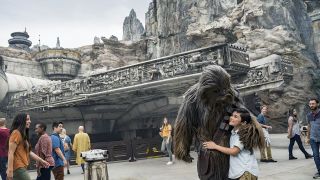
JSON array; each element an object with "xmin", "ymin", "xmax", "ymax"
[
  {"xmin": 313, "ymin": 172, "xmax": 320, "ymax": 179},
  {"xmin": 67, "ymin": 170, "xmax": 70, "ymax": 174},
  {"xmin": 289, "ymin": 156, "xmax": 297, "ymax": 160},
  {"xmin": 166, "ymin": 161, "xmax": 173, "ymax": 165},
  {"xmin": 260, "ymin": 159, "xmax": 268, "ymax": 162},
  {"xmin": 306, "ymin": 154, "xmax": 313, "ymax": 159},
  {"xmin": 267, "ymin": 159, "xmax": 277, "ymax": 162}
]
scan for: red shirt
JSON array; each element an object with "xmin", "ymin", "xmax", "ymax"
[
  {"xmin": 0, "ymin": 128, "xmax": 9, "ymax": 157},
  {"xmin": 35, "ymin": 133, "xmax": 55, "ymax": 168}
]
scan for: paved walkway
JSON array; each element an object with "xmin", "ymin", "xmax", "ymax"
[{"xmin": 29, "ymin": 134, "xmax": 316, "ymax": 180}]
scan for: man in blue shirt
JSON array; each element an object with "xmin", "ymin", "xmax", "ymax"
[
  {"xmin": 51, "ymin": 122, "xmax": 67, "ymax": 180},
  {"xmin": 306, "ymin": 98, "xmax": 320, "ymax": 179},
  {"xmin": 257, "ymin": 105, "xmax": 277, "ymax": 163}
]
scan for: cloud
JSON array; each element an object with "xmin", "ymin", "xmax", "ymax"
[{"xmin": 0, "ymin": 0, "xmax": 151, "ymax": 48}]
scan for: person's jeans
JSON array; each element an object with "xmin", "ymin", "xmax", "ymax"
[
  {"xmin": 288, "ymin": 134, "xmax": 309, "ymax": 157},
  {"xmin": 0, "ymin": 157, "xmax": 7, "ymax": 180},
  {"xmin": 310, "ymin": 139, "xmax": 320, "ymax": 173},
  {"xmin": 161, "ymin": 137, "xmax": 173, "ymax": 161},
  {"xmin": 36, "ymin": 166, "xmax": 53, "ymax": 180}
]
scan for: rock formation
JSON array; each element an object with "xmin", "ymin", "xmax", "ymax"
[
  {"xmin": 305, "ymin": 0, "xmax": 320, "ymax": 13},
  {"xmin": 145, "ymin": 0, "xmax": 316, "ymax": 60},
  {"xmin": 144, "ymin": 0, "xmax": 320, "ymax": 131},
  {"xmin": 31, "ymin": 45, "xmax": 50, "ymax": 52},
  {"xmin": 109, "ymin": 35, "xmax": 119, "ymax": 42},
  {"xmin": 94, "ymin": 36, "xmax": 101, "ymax": 44},
  {"xmin": 77, "ymin": 37, "xmax": 146, "ymax": 69},
  {"xmin": 0, "ymin": 47, "xmax": 32, "ymax": 60},
  {"xmin": 122, "ymin": 9, "xmax": 145, "ymax": 42}
]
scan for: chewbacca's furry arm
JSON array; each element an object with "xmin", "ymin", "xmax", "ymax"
[{"xmin": 174, "ymin": 85, "xmax": 199, "ymax": 163}]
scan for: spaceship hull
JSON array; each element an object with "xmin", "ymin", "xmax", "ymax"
[{"xmin": 0, "ymin": 69, "xmax": 8, "ymax": 102}]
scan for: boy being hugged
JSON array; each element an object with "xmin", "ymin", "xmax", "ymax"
[{"xmin": 203, "ymin": 108, "xmax": 265, "ymax": 180}]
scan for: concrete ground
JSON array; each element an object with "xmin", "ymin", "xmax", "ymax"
[{"xmin": 29, "ymin": 134, "xmax": 317, "ymax": 180}]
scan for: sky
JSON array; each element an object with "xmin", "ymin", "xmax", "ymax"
[{"xmin": 0, "ymin": 0, "xmax": 151, "ymax": 48}]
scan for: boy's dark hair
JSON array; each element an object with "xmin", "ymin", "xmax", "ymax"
[
  {"xmin": 59, "ymin": 121, "xmax": 63, "ymax": 125},
  {"xmin": 37, "ymin": 122, "xmax": 47, "ymax": 131},
  {"xmin": 52, "ymin": 122, "xmax": 60, "ymax": 130},
  {"xmin": 260, "ymin": 105, "xmax": 267, "ymax": 111},
  {"xmin": 310, "ymin": 98, "xmax": 319, "ymax": 104},
  {"xmin": 233, "ymin": 108, "xmax": 252, "ymax": 124}
]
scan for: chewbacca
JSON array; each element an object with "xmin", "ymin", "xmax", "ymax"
[{"xmin": 174, "ymin": 65, "xmax": 263, "ymax": 180}]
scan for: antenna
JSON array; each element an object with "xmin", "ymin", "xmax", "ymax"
[
  {"xmin": 38, "ymin": 34, "xmax": 41, "ymax": 51},
  {"xmin": 56, "ymin": 37, "xmax": 61, "ymax": 48}
]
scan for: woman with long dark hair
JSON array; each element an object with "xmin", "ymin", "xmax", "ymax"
[
  {"xmin": 6, "ymin": 113, "xmax": 49, "ymax": 180},
  {"xmin": 287, "ymin": 108, "xmax": 313, "ymax": 160}
]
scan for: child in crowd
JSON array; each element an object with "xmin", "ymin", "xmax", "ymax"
[{"xmin": 203, "ymin": 108, "xmax": 265, "ymax": 180}]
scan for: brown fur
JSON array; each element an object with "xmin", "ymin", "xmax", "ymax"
[{"xmin": 174, "ymin": 65, "xmax": 241, "ymax": 179}]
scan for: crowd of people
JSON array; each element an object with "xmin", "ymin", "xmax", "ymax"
[
  {"xmin": 0, "ymin": 115, "xmax": 91, "ymax": 180},
  {"xmin": 0, "ymin": 98, "xmax": 319, "ymax": 180},
  {"xmin": 159, "ymin": 98, "xmax": 319, "ymax": 179}
]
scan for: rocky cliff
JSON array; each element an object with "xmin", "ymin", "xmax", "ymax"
[
  {"xmin": 145, "ymin": 0, "xmax": 316, "ymax": 61},
  {"xmin": 122, "ymin": 9, "xmax": 145, "ymax": 42},
  {"xmin": 0, "ymin": 46, "xmax": 32, "ymax": 60},
  {"xmin": 77, "ymin": 36, "xmax": 146, "ymax": 69},
  {"xmin": 144, "ymin": 0, "xmax": 320, "ymax": 132}
]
